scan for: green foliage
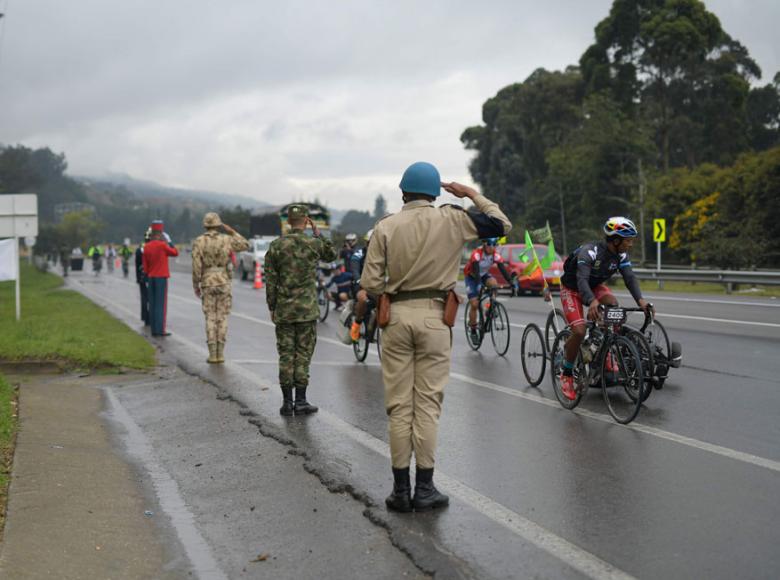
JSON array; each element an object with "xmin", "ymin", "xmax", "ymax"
[
  {"xmin": 463, "ymin": 0, "xmax": 779, "ymax": 266},
  {"xmin": 0, "ymin": 374, "xmax": 16, "ymax": 500},
  {"xmin": 0, "ymin": 263, "xmax": 155, "ymax": 368}
]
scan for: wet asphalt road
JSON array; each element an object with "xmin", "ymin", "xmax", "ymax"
[{"xmin": 69, "ymin": 260, "xmax": 780, "ymax": 580}]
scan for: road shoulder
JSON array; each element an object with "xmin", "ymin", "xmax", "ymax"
[{"xmin": 0, "ymin": 372, "xmax": 188, "ymax": 579}]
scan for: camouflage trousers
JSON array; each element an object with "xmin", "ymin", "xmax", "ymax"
[
  {"xmin": 275, "ymin": 321, "xmax": 317, "ymax": 388},
  {"xmin": 202, "ymin": 285, "xmax": 233, "ymax": 344}
]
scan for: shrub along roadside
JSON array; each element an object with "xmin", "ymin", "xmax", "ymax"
[{"xmin": 0, "ymin": 263, "xmax": 155, "ymax": 369}]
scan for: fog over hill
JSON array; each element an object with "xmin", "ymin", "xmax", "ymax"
[{"xmin": 77, "ymin": 173, "xmax": 272, "ymax": 210}]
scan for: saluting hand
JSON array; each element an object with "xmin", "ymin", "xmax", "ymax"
[
  {"xmin": 222, "ymin": 224, "xmax": 236, "ymax": 235},
  {"xmin": 441, "ymin": 182, "xmax": 478, "ymax": 200}
]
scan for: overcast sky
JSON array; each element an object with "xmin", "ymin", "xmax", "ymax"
[{"xmin": 0, "ymin": 0, "xmax": 777, "ymax": 212}]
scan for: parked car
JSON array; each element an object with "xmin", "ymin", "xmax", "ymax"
[
  {"xmin": 237, "ymin": 236, "xmax": 275, "ymax": 280},
  {"xmin": 490, "ymin": 243, "xmax": 563, "ymax": 295}
]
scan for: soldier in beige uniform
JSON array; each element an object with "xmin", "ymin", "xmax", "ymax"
[
  {"xmin": 192, "ymin": 212, "xmax": 250, "ymax": 363},
  {"xmin": 361, "ymin": 161, "xmax": 511, "ymax": 512}
]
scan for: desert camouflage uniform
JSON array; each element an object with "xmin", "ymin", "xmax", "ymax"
[
  {"xmin": 264, "ymin": 226, "xmax": 336, "ymax": 389},
  {"xmin": 192, "ymin": 228, "xmax": 249, "ymax": 346}
]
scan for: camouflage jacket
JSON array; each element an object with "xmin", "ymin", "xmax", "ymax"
[
  {"xmin": 192, "ymin": 230, "xmax": 250, "ymax": 289},
  {"xmin": 264, "ymin": 229, "xmax": 336, "ymax": 323}
]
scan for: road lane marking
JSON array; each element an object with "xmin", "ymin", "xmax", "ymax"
[
  {"xmin": 613, "ymin": 292, "xmax": 780, "ymax": 308},
  {"xmin": 74, "ymin": 278, "xmax": 780, "ymax": 475},
  {"xmin": 652, "ymin": 313, "xmax": 780, "ymax": 328},
  {"xmin": 105, "ymin": 389, "xmax": 228, "ymax": 580}
]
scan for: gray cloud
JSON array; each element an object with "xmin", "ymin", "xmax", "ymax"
[{"xmin": 0, "ymin": 0, "xmax": 777, "ymax": 212}]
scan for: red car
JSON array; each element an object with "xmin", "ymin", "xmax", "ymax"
[{"xmin": 489, "ymin": 244, "xmax": 564, "ymax": 295}]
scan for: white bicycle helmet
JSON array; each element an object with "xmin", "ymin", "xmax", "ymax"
[{"xmin": 604, "ymin": 217, "xmax": 638, "ymax": 238}]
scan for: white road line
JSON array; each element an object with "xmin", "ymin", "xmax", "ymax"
[
  {"xmin": 105, "ymin": 389, "xmax": 227, "ymax": 580},
  {"xmin": 75, "ymin": 278, "xmax": 780, "ymax": 473}
]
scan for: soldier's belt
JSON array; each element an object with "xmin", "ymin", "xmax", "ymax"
[
  {"xmin": 204, "ymin": 266, "xmax": 227, "ymax": 273},
  {"xmin": 390, "ymin": 290, "xmax": 448, "ymax": 303}
]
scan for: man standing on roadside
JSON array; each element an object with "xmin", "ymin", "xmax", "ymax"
[
  {"xmin": 361, "ymin": 162, "xmax": 511, "ymax": 513},
  {"xmin": 264, "ymin": 204, "xmax": 336, "ymax": 416},
  {"xmin": 135, "ymin": 229, "xmax": 151, "ymax": 326},
  {"xmin": 191, "ymin": 212, "xmax": 250, "ymax": 364},
  {"xmin": 143, "ymin": 221, "xmax": 179, "ymax": 336}
]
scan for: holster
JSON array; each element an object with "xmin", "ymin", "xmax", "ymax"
[
  {"xmin": 377, "ymin": 293, "xmax": 391, "ymax": 328},
  {"xmin": 443, "ymin": 289, "xmax": 463, "ymax": 327}
]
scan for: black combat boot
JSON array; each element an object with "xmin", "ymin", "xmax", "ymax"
[
  {"xmin": 294, "ymin": 387, "xmax": 318, "ymax": 415},
  {"xmin": 385, "ymin": 467, "xmax": 412, "ymax": 513},
  {"xmin": 279, "ymin": 386, "xmax": 294, "ymax": 416},
  {"xmin": 413, "ymin": 467, "xmax": 449, "ymax": 511}
]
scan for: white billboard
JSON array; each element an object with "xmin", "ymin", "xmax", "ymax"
[{"xmin": 0, "ymin": 194, "xmax": 39, "ymax": 237}]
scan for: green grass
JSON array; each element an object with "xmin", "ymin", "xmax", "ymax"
[
  {"xmin": 0, "ymin": 263, "xmax": 155, "ymax": 369},
  {"xmin": 636, "ymin": 279, "xmax": 779, "ymax": 298},
  {"xmin": 0, "ymin": 375, "xmax": 17, "ymax": 535}
]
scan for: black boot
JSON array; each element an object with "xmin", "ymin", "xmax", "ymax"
[
  {"xmin": 413, "ymin": 467, "xmax": 449, "ymax": 511},
  {"xmin": 385, "ymin": 467, "xmax": 412, "ymax": 513},
  {"xmin": 294, "ymin": 387, "xmax": 318, "ymax": 415},
  {"xmin": 279, "ymin": 387, "xmax": 294, "ymax": 416}
]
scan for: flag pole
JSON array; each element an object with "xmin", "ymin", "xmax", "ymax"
[{"xmin": 526, "ymin": 230, "xmax": 561, "ymax": 339}]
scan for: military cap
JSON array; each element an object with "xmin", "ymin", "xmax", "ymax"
[
  {"xmin": 287, "ymin": 204, "xmax": 309, "ymax": 219},
  {"xmin": 203, "ymin": 212, "xmax": 222, "ymax": 228}
]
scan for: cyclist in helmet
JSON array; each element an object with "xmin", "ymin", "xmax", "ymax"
[
  {"xmin": 557, "ymin": 217, "xmax": 653, "ymax": 400},
  {"xmin": 340, "ymin": 233, "xmax": 358, "ymax": 268},
  {"xmin": 464, "ymin": 238, "xmax": 512, "ymax": 343}
]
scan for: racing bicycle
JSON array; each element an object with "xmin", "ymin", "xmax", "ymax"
[
  {"xmin": 349, "ymin": 300, "xmax": 381, "ymax": 362},
  {"xmin": 549, "ymin": 305, "xmax": 648, "ymax": 424},
  {"xmin": 464, "ymin": 286, "xmax": 511, "ymax": 356}
]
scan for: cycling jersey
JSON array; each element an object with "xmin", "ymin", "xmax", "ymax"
[
  {"xmin": 349, "ymin": 247, "xmax": 366, "ymax": 280},
  {"xmin": 328, "ymin": 270, "xmax": 354, "ymax": 294},
  {"xmin": 464, "ymin": 248, "xmax": 505, "ymax": 279},
  {"xmin": 561, "ymin": 241, "xmax": 642, "ymax": 305}
]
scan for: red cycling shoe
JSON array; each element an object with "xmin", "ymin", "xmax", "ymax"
[{"xmin": 560, "ymin": 372, "xmax": 577, "ymax": 401}]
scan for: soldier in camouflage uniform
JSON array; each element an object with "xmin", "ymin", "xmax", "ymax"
[
  {"xmin": 264, "ymin": 204, "xmax": 336, "ymax": 416},
  {"xmin": 192, "ymin": 212, "xmax": 250, "ymax": 363}
]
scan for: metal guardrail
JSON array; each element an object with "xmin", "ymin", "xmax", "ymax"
[{"xmin": 632, "ymin": 268, "xmax": 780, "ymax": 290}]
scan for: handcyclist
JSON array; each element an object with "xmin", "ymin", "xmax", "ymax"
[
  {"xmin": 349, "ymin": 229, "xmax": 374, "ymax": 342},
  {"xmin": 464, "ymin": 238, "xmax": 512, "ymax": 343},
  {"xmin": 558, "ymin": 217, "xmax": 653, "ymax": 400}
]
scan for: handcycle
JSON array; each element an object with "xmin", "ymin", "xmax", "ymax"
[
  {"xmin": 549, "ymin": 305, "xmax": 649, "ymax": 424},
  {"xmin": 464, "ymin": 285, "xmax": 511, "ymax": 356},
  {"xmin": 518, "ymin": 306, "xmax": 565, "ymax": 387}
]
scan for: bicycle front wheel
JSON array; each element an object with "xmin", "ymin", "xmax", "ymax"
[
  {"xmin": 317, "ymin": 287, "xmax": 329, "ymax": 322},
  {"xmin": 646, "ymin": 319, "xmax": 671, "ymax": 389},
  {"xmin": 622, "ymin": 327, "xmax": 654, "ymax": 402},
  {"xmin": 601, "ymin": 335, "xmax": 644, "ymax": 424},
  {"xmin": 521, "ymin": 323, "xmax": 546, "ymax": 387},
  {"xmin": 550, "ymin": 329, "xmax": 585, "ymax": 409},
  {"xmin": 490, "ymin": 302, "xmax": 511, "ymax": 356},
  {"xmin": 353, "ymin": 319, "xmax": 369, "ymax": 362}
]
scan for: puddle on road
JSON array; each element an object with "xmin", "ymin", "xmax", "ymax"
[{"xmin": 104, "ymin": 388, "xmax": 227, "ymax": 580}]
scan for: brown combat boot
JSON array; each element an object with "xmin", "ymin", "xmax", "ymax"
[
  {"xmin": 215, "ymin": 342, "xmax": 225, "ymax": 363},
  {"xmin": 207, "ymin": 343, "xmax": 218, "ymax": 364}
]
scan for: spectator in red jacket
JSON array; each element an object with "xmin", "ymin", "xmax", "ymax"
[{"xmin": 142, "ymin": 221, "xmax": 179, "ymax": 336}]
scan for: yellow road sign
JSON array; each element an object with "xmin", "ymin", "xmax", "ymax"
[{"xmin": 653, "ymin": 219, "xmax": 666, "ymax": 243}]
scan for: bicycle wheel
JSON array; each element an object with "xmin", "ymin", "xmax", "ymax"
[
  {"xmin": 317, "ymin": 287, "xmax": 329, "ymax": 322},
  {"xmin": 353, "ymin": 319, "xmax": 369, "ymax": 362},
  {"xmin": 545, "ymin": 308, "xmax": 566, "ymax": 354},
  {"xmin": 490, "ymin": 302, "xmax": 511, "ymax": 356},
  {"xmin": 550, "ymin": 329, "xmax": 585, "ymax": 409},
  {"xmin": 521, "ymin": 323, "xmax": 546, "ymax": 387},
  {"xmin": 464, "ymin": 301, "xmax": 484, "ymax": 350},
  {"xmin": 645, "ymin": 319, "xmax": 671, "ymax": 389},
  {"xmin": 601, "ymin": 335, "xmax": 644, "ymax": 424},
  {"xmin": 622, "ymin": 327, "xmax": 655, "ymax": 402}
]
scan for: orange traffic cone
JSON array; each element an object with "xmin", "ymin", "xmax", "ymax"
[{"xmin": 254, "ymin": 262, "xmax": 263, "ymax": 289}]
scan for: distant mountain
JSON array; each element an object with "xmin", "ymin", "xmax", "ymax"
[{"xmin": 76, "ymin": 173, "xmax": 271, "ymax": 210}]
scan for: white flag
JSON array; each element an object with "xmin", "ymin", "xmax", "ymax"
[{"xmin": 0, "ymin": 239, "xmax": 17, "ymax": 281}]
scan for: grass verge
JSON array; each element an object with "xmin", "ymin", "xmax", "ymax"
[
  {"xmin": 0, "ymin": 375, "xmax": 18, "ymax": 539},
  {"xmin": 0, "ymin": 263, "xmax": 155, "ymax": 369},
  {"xmin": 636, "ymin": 279, "xmax": 779, "ymax": 298}
]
